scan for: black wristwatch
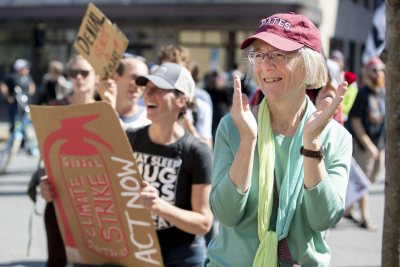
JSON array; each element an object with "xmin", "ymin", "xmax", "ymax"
[{"xmin": 300, "ymin": 146, "xmax": 324, "ymax": 159}]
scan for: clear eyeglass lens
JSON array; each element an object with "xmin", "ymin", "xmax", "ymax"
[{"xmin": 248, "ymin": 51, "xmax": 287, "ymax": 64}]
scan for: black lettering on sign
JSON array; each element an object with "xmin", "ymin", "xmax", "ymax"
[
  {"xmin": 103, "ymin": 49, "xmax": 123, "ymax": 78},
  {"xmin": 76, "ymin": 11, "xmax": 105, "ymax": 56}
]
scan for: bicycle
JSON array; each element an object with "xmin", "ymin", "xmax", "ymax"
[{"xmin": 0, "ymin": 86, "xmax": 38, "ymax": 174}]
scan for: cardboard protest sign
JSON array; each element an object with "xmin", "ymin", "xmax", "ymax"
[
  {"xmin": 345, "ymin": 159, "xmax": 371, "ymax": 209},
  {"xmin": 30, "ymin": 102, "xmax": 163, "ymax": 266},
  {"xmin": 74, "ymin": 3, "xmax": 128, "ymax": 78}
]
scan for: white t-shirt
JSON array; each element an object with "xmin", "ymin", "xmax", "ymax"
[{"xmin": 119, "ymin": 105, "xmax": 151, "ymax": 130}]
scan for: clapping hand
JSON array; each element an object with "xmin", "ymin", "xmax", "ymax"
[
  {"xmin": 230, "ymin": 76, "xmax": 257, "ymax": 141},
  {"xmin": 303, "ymin": 81, "xmax": 347, "ymax": 146}
]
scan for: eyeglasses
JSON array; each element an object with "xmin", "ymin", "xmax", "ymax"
[
  {"xmin": 248, "ymin": 50, "xmax": 289, "ymax": 65},
  {"xmin": 68, "ymin": 69, "xmax": 90, "ymax": 78},
  {"xmin": 371, "ymin": 68, "xmax": 385, "ymax": 73}
]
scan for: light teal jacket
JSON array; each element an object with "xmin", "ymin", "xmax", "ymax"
[{"xmin": 207, "ymin": 105, "xmax": 352, "ymax": 267}]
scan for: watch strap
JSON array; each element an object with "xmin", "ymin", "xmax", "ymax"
[{"xmin": 300, "ymin": 146, "xmax": 324, "ymax": 159}]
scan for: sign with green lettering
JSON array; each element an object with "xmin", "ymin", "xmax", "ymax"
[
  {"xmin": 74, "ymin": 3, "xmax": 128, "ymax": 78},
  {"xmin": 30, "ymin": 102, "xmax": 163, "ymax": 266}
]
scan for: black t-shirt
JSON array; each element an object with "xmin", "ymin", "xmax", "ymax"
[
  {"xmin": 346, "ymin": 86, "xmax": 385, "ymax": 150},
  {"xmin": 125, "ymin": 125, "xmax": 212, "ymax": 247},
  {"xmin": 33, "ymin": 78, "xmax": 58, "ymax": 105}
]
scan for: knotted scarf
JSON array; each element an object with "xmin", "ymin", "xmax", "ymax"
[{"xmin": 253, "ymin": 97, "xmax": 315, "ymax": 267}]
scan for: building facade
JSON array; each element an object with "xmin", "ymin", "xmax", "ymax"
[{"xmin": 0, "ymin": 0, "xmax": 380, "ymax": 83}]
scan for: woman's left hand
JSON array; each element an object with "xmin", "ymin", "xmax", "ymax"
[
  {"xmin": 96, "ymin": 78, "xmax": 118, "ymax": 109},
  {"xmin": 303, "ymin": 81, "xmax": 347, "ymax": 147}
]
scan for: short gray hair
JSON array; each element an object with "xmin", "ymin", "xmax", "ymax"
[{"xmin": 299, "ymin": 48, "xmax": 328, "ymax": 89}]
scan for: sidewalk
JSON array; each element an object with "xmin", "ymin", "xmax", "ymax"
[
  {"xmin": 0, "ymin": 146, "xmax": 385, "ymax": 267},
  {"xmin": 328, "ymin": 171, "xmax": 384, "ymax": 267}
]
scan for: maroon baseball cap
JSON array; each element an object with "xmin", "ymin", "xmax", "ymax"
[{"xmin": 241, "ymin": 12, "xmax": 322, "ymax": 53}]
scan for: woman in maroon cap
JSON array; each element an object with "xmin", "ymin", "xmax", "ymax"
[{"xmin": 207, "ymin": 13, "xmax": 351, "ymax": 267}]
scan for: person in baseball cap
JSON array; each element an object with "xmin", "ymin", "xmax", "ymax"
[
  {"xmin": 136, "ymin": 62, "xmax": 195, "ymax": 102},
  {"xmin": 240, "ymin": 13, "xmax": 322, "ymax": 52},
  {"xmin": 13, "ymin": 58, "xmax": 30, "ymax": 72},
  {"xmin": 129, "ymin": 61, "xmax": 213, "ymax": 266},
  {"xmin": 136, "ymin": 62, "xmax": 195, "ymax": 122},
  {"xmin": 207, "ymin": 13, "xmax": 351, "ymax": 267}
]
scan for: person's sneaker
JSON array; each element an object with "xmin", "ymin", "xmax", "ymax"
[
  {"xmin": 359, "ymin": 220, "xmax": 378, "ymax": 231},
  {"xmin": 343, "ymin": 212, "xmax": 360, "ymax": 224}
]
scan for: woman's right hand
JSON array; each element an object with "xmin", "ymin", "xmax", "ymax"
[
  {"xmin": 39, "ymin": 175, "xmax": 54, "ymax": 202},
  {"xmin": 230, "ymin": 75, "xmax": 257, "ymax": 141},
  {"xmin": 97, "ymin": 78, "xmax": 117, "ymax": 109},
  {"xmin": 367, "ymin": 143, "xmax": 380, "ymax": 160}
]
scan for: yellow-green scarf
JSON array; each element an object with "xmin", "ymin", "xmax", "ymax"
[
  {"xmin": 253, "ymin": 98, "xmax": 277, "ymax": 267},
  {"xmin": 253, "ymin": 97, "xmax": 315, "ymax": 267}
]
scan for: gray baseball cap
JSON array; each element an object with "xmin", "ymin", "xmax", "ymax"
[
  {"xmin": 136, "ymin": 62, "xmax": 195, "ymax": 101},
  {"xmin": 14, "ymin": 59, "xmax": 30, "ymax": 71}
]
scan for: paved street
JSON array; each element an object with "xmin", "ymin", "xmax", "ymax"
[
  {"xmin": 0, "ymin": 151, "xmax": 46, "ymax": 267},
  {"xmin": 0, "ymin": 144, "xmax": 384, "ymax": 267}
]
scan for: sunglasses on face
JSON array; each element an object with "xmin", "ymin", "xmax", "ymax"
[
  {"xmin": 69, "ymin": 69, "xmax": 90, "ymax": 78},
  {"xmin": 371, "ymin": 68, "xmax": 385, "ymax": 73}
]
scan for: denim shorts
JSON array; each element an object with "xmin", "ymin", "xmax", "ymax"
[{"xmin": 161, "ymin": 235, "xmax": 207, "ymax": 267}]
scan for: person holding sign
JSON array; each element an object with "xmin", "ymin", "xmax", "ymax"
[
  {"xmin": 41, "ymin": 62, "xmax": 213, "ymax": 267},
  {"xmin": 127, "ymin": 62, "xmax": 213, "ymax": 266},
  {"xmin": 206, "ymin": 13, "xmax": 352, "ymax": 266},
  {"xmin": 40, "ymin": 54, "xmax": 98, "ymax": 267}
]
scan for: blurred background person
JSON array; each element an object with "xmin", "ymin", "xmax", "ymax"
[
  {"xmin": 346, "ymin": 56, "xmax": 386, "ymax": 185},
  {"xmin": 33, "ymin": 60, "xmax": 71, "ymax": 105},
  {"xmin": 203, "ymin": 68, "xmax": 230, "ymax": 139},
  {"xmin": 329, "ymin": 50, "xmax": 345, "ymax": 81},
  {"xmin": 342, "ymin": 57, "xmax": 386, "ymax": 230},
  {"xmin": 342, "ymin": 71, "xmax": 359, "ymax": 121},
  {"xmin": 0, "ymin": 58, "xmax": 36, "ymax": 132},
  {"xmin": 97, "ymin": 53, "xmax": 151, "ymax": 130}
]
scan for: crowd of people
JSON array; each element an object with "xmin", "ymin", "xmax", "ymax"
[{"xmin": 0, "ymin": 11, "xmax": 386, "ymax": 267}]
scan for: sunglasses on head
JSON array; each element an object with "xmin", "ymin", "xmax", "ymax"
[{"xmin": 69, "ymin": 69, "xmax": 90, "ymax": 78}]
